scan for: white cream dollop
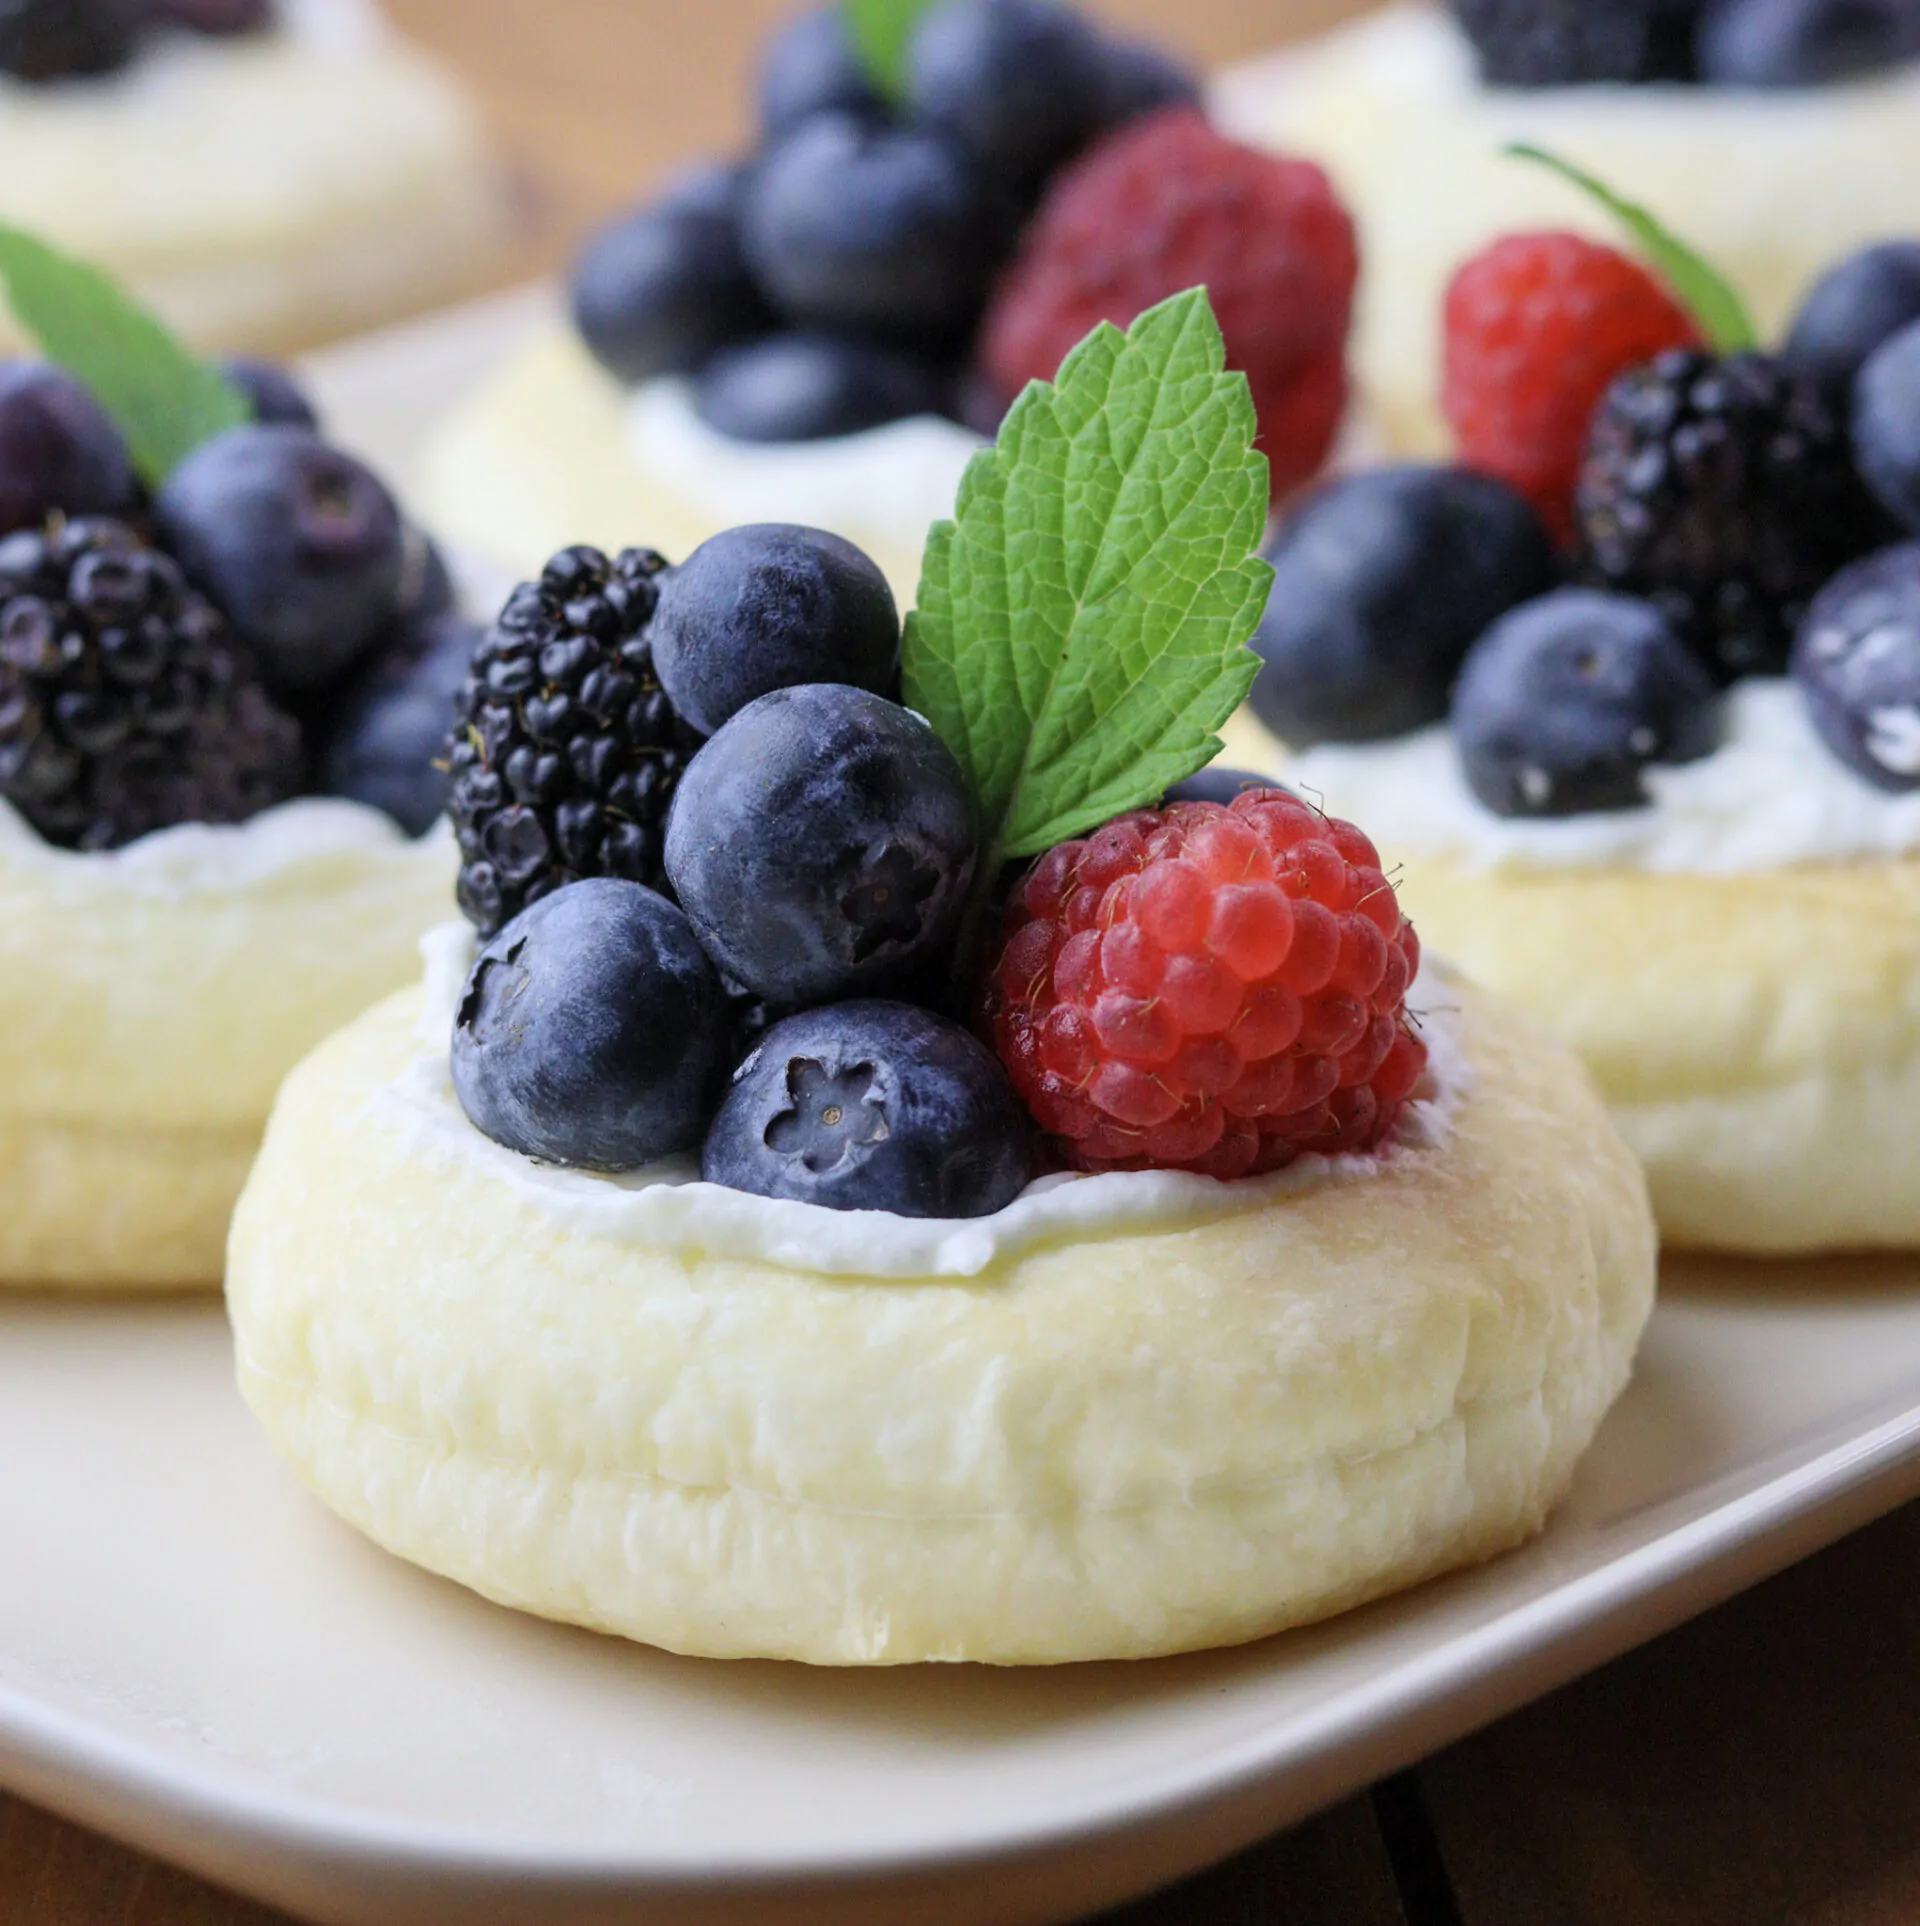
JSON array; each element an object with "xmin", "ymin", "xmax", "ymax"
[
  {"xmin": 1289, "ymin": 679, "xmax": 1920, "ymax": 875},
  {"xmin": 392, "ymin": 922, "xmax": 1464, "ymax": 1281},
  {"xmin": 625, "ymin": 377, "xmax": 984, "ymax": 567}
]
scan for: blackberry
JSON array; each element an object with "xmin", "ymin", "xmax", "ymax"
[
  {"xmin": 1575, "ymin": 348, "xmax": 1890, "ymax": 680},
  {"xmin": 0, "ymin": 0, "xmax": 148, "ymax": 81},
  {"xmin": 448, "ymin": 544, "xmax": 696, "ymax": 937},
  {"xmin": 0, "ymin": 518, "xmax": 303, "ymax": 851},
  {"xmin": 1452, "ymin": 0, "xmax": 1702, "ymax": 83}
]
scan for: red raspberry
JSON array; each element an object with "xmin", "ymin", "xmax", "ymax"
[
  {"xmin": 983, "ymin": 793, "xmax": 1428, "ymax": 1180},
  {"xmin": 1444, "ymin": 231, "xmax": 1701, "ymax": 545},
  {"xmin": 977, "ymin": 110, "xmax": 1359, "ymax": 502}
]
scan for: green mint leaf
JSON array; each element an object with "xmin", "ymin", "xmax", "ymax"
[
  {"xmin": 1504, "ymin": 143, "xmax": 1759, "ymax": 354},
  {"xmin": 903, "ymin": 288, "xmax": 1271, "ymax": 866},
  {"xmin": 840, "ymin": 0, "xmax": 938, "ymax": 100},
  {"xmin": 0, "ymin": 224, "xmax": 249, "ymax": 487}
]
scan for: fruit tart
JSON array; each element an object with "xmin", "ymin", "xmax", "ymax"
[
  {"xmin": 1213, "ymin": 0, "xmax": 1920, "ymax": 458},
  {"xmin": 418, "ymin": 0, "xmax": 1359, "ymax": 602},
  {"xmin": 230, "ymin": 295, "xmax": 1654, "ymax": 1665},
  {"xmin": 0, "ymin": 237, "xmax": 484, "ymax": 1288},
  {"xmin": 1233, "ymin": 177, "xmax": 1920, "ymax": 1254},
  {"xmin": 0, "ymin": 0, "xmax": 506, "ymax": 355}
]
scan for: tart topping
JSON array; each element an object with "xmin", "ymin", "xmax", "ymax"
[
  {"xmin": 1854, "ymin": 317, "xmax": 1920, "ymax": 535},
  {"xmin": 983, "ymin": 793, "xmax": 1427, "ymax": 1177},
  {"xmin": 1791, "ymin": 543, "xmax": 1920, "ymax": 792},
  {"xmin": 1453, "ymin": 0, "xmax": 1701, "ymax": 85},
  {"xmin": 0, "ymin": 517, "xmax": 302, "ymax": 849},
  {"xmin": 1450, "ymin": 586, "xmax": 1719, "ymax": 815},
  {"xmin": 703, "ymin": 1000, "xmax": 1034, "ymax": 1215},
  {"xmin": 978, "ymin": 109, "xmax": 1358, "ymax": 502},
  {"xmin": 1697, "ymin": 0, "xmax": 1920, "ymax": 85},
  {"xmin": 0, "ymin": 0, "xmax": 147, "ymax": 82},
  {"xmin": 0, "ymin": 362, "xmax": 140, "ymax": 535},
  {"xmin": 1781, "ymin": 242, "xmax": 1920, "ymax": 393},
  {"xmin": 1443, "ymin": 231, "xmax": 1701, "ymax": 543}
]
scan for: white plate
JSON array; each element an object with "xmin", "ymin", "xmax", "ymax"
[{"xmin": 4, "ymin": 296, "xmax": 1920, "ymax": 1926}]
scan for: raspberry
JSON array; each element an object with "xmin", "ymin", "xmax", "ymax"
[
  {"xmin": 982, "ymin": 793, "xmax": 1427, "ymax": 1179},
  {"xmin": 1444, "ymin": 232, "xmax": 1701, "ymax": 545},
  {"xmin": 976, "ymin": 110, "xmax": 1359, "ymax": 502}
]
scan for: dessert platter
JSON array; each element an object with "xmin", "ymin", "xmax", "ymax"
[
  {"xmin": 0, "ymin": 234, "xmax": 484, "ymax": 1286},
  {"xmin": 0, "ymin": 0, "xmax": 508, "ymax": 354},
  {"xmin": 5, "ymin": 0, "xmax": 1920, "ymax": 1918}
]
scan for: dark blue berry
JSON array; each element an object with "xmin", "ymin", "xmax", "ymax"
[
  {"xmin": 1451, "ymin": 588, "xmax": 1720, "ymax": 817},
  {"xmin": 651, "ymin": 523, "xmax": 899, "ymax": 735},
  {"xmin": 399, "ymin": 526, "xmax": 457, "ymax": 621},
  {"xmin": 315, "ymin": 610, "xmax": 479, "ymax": 834},
  {"xmin": 1783, "ymin": 242, "xmax": 1920, "ymax": 392},
  {"xmin": 1854, "ymin": 317, "xmax": 1920, "ymax": 533},
  {"xmin": 219, "ymin": 357, "xmax": 320, "ymax": 430},
  {"xmin": 704, "ymin": 1000, "xmax": 1033, "ymax": 1215},
  {"xmin": 1249, "ymin": 466, "xmax": 1557, "ymax": 748},
  {"xmin": 756, "ymin": 7, "xmax": 882, "ymax": 139},
  {"xmin": 695, "ymin": 331, "xmax": 950, "ymax": 441},
  {"xmin": 1697, "ymin": 0, "xmax": 1920, "ymax": 82},
  {"xmin": 572, "ymin": 164, "xmax": 771, "ymax": 387},
  {"xmin": 0, "ymin": 363, "xmax": 138, "ymax": 536},
  {"xmin": 1092, "ymin": 36, "xmax": 1202, "ymax": 131},
  {"xmin": 155, "ymin": 424, "xmax": 405, "ymax": 700},
  {"xmin": 742, "ymin": 113, "xmax": 1001, "ymax": 342},
  {"xmin": 159, "ymin": 0, "xmax": 272, "ymax": 30},
  {"xmin": 906, "ymin": 0, "xmax": 1112, "ymax": 193},
  {"xmin": 1165, "ymin": 765, "xmax": 1288, "ymax": 806},
  {"xmin": 664, "ymin": 684, "xmax": 976, "ymax": 1005},
  {"xmin": 451, "ymin": 878, "xmax": 730, "ymax": 1171},
  {"xmin": 1792, "ymin": 543, "xmax": 1920, "ymax": 790},
  {"xmin": 0, "ymin": 0, "xmax": 144, "ymax": 80}
]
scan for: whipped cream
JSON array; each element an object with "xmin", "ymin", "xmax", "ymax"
[
  {"xmin": 388, "ymin": 921, "xmax": 1465, "ymax": 1280},
  {"xmin": 0, "ymin": 794, "xmax": 436, "ymax": 897},
  {"xmin": 1289, "ymin": 679, "xmax": 1920, "ymax": 875},
  {"xmin": 626, "ymin": 377, "xmax": 984, "ymax": 567}
]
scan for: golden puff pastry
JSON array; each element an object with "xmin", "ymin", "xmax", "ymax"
[
  {"xmin": 0, "ymin": 803, "xmax": 453, "ymax": 1288},
  {"xmin": 227, "ymin": 973, "xmax": 1654, "ymax": 1666}
]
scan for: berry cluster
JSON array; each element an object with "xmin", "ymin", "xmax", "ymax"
[
  {"xmin": 1256, "ymin": 215, "xmax": 1920, "ymax": 822},
  {"xmin": 1452, "ymin": 0, "xmax": 1920, "ymax": 87},
  {"xmin": 569, "ymin": 0, "xmax": 1356, "ymax": 495},
  {"xmin": 985, "ymin": 795, "xmax": 1427, "ymax": 1178},
  {"xmin": 0, "ymin": 0, "xmax": 272, "ymax": 83},
  {"xmin": 446, "ymin": 525, "xmax": 1430, "ymax": 1220},
  {"xmin": 0, "ymin": 355, "xmax": 477, "ymax": 849}
]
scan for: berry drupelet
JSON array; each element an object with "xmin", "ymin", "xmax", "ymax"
[
  {"xmin": 447, "ymin": 544, "xmax": 696, "ymax": 937},
  {"xmin": 984, "ymin": 792, "xmax": 1427, "ymax": 1179},
  {"xmin": 0, "ymin": 518, "xmax": 303, "ymax": 850},
  {"xmin": 1575, "ymin": 347, "xmax": 1891, "ymax": 680}
]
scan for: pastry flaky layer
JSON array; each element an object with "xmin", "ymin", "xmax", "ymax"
[
  {"xmin": 1390, "ymin": 856, "xmax": 1920, "ymax": 1254},
  {"xmin": 227, "ymin": 978, "xmax": 1655, "ymax": 1666},
  {"xmin": 0, "ymin": 815, "xmax": 455, "ymax": 1289}
]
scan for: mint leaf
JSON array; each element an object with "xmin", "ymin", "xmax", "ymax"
[
  {"xmin": 840, "ymin": 0, "xmax": 938, "ymax": 99},
  {"xmin": 1505, "ymin": 143, "xmax": 1759, "ymax": 354},
  {"xmin": 903, "ymin": 289, "xmax": 1271, "ymax": 866},
  {"xmin": 0, "ymin": 225, "xmax": 249, "ymax": 487}
]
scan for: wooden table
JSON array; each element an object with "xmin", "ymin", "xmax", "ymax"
[{"xmin": 11, "ymin": 0, "xmax": 1920, "ymax": 1918}]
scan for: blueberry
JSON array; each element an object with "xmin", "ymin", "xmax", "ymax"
[
  {"xmin": 1697, "ymin": 0, "xmax": 1920, "ymax": 82},
  {"xmin": 1783, "ymin": 241, "xmax": 1920, "ymax": 391},
  {"xmin": 452, "ymin": 878, "xmax": 730, "ymax": 1171},
  {"xmin": 704, "ymin": 1000, "xmax": 1033, "ymax": 1215},
  {"xmin": 571, "ymin": 165, "xmax": 771, "ymax": 387},
  {"xmin": 314, "ymin": 610, "xmax": 479, "ymax": 834},
  {"xmin": 0, "ymin": 363, "xmax": 138, "ymax": 535},
  {"xmin": 155, "ymin": 424, "xmax": 406, "ymax": 700},
  {"xmin": 1451, "ymin": 588, "xmax": 1720, "ymax": 817},
  {"xmin": 158, "ymin": 0, "xmax": 273, "ymax": 30},
  {"xmin": 1249, "ymin": 466, "xmax": 1558, "ymax": 748},
  {"xmin": 651, "ymin": 524, "xmax": 900, "ymax": 734},
  {"xmin": 398, "ymin": 526, "xmax": 458, "ymax": 621},
  {"xmin": 742, "ymin": 113, "xmax": 1001, "ymax": 342},
  {"xmin": 1854, "ymin": 317, "xmax": 1920, "ymax": 532},
  {"xmin": 219, "ymin": 357, "xmax": 320, "ymax": 431},
  {"xmin": 1791, "ymin": 543, "xmax": 1920, "ymax": 790},
  {"xmin": 1164, "ymin": 765, "xmax": 1288, "ymax": 806},
  {"xmin": 0, "ymin": 0, "xmax": 145, "ymax": 80},
  {"xmin": 1092, "ymin": 37, "xmax": 1202, "ymax": 131},
  {"xmin": 695, "ymin": 332, "xmax": 950, "ymax": 441},
  {"xmin": 906, "ymin": 0, "xmax": 1111, "ymax": 192},
  {"xmin": 665, "ymin": 684, "xmax": 976, "ymax": 1005},
  {"xmin": 756, "ymin": 7, "xmax": 882, "ymax": 139}
]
